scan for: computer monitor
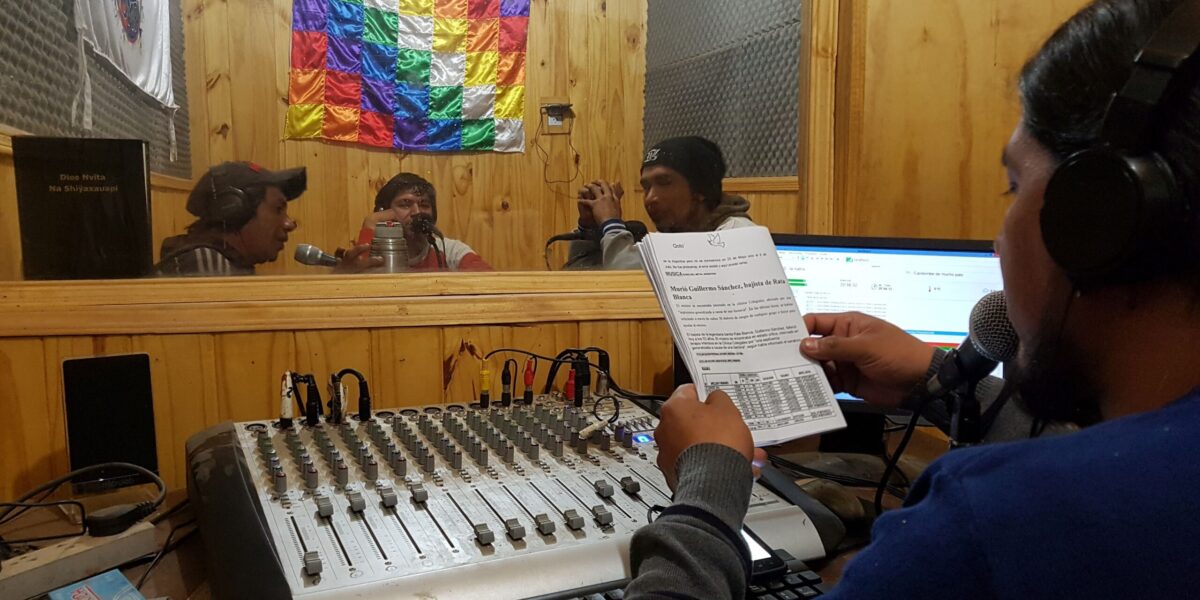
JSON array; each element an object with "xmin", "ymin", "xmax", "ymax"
[
  {"xmin": 774, "ymin": 234, "xmax": 1003, "ymax": 406},
  {"xmin": 671, "ymin": 234, "xmax": 1003, "ymax": 451}
]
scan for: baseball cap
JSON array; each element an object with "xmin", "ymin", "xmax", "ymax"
[{"xmin": 186, "ymin": 161, "xmax": 308, "ymax": 219}]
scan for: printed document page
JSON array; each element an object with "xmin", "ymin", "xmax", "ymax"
[{"xmin": 640, "ymin": 227, "xmax": 845, "ymax": 445}]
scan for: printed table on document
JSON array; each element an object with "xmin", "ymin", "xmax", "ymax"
[{"xmin": 702, "ymin": 367, "xmax": 837, "ymax": 426}]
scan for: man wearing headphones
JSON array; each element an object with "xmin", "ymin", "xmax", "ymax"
[
  {"xmin": 626, "ymin": 1, "xmax": 1200, "ymax": 598},
  {"xmin": 155, "ymin": 162, "xmax": 307, "ymax": 276}
]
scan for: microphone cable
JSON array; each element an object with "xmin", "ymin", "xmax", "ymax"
[
  {"xmin": 482, "ymin": 347, "xmax": 668, "ymax": 415},
  {"xmin": 767, "ymin": 454, "xmax": 908, "ymax": 499},
  {"xmin": 430, "ymin": 233, "xmax": 447, "ymax": 270},
  {"xmin": 544, "ymin": 230, "xmax": 589, "ymax": 271},
  {"xmin": 874, "ymin": 396, "xmax": 930, "ymax": 516}
]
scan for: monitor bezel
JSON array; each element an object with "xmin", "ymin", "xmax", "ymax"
[
  {"xmin": 671, "ymin": 232, "xmax": 1000, "ymax": 442},
  {"xmin": 773, "ymin": 233, "xmax": 997, "ymax": 416},
  {"xmin": 771, "ymin": 233, "xmax": 995, "ymax": 255}
]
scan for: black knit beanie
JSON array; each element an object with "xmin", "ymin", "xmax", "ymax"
[{"xmin": 641, "ymin": 136, "xmax": 727, "ymax": 209}]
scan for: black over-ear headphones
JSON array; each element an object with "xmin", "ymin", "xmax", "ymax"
[
  {"xmin": 1041, "ymin": 0, "xmax": 1200, "ymax": 288},
  {"xmin": 207, "ymin": 163, "xmax": 256, "ymax": 228}
]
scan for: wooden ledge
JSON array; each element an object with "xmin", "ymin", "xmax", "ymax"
[
  {"xmin": 0, "ymin": 271, "xmax": 660, "ymax": 336},
  {"xmin": 722, "ymin": 177, "xmax": 801, "ymax": 193}
]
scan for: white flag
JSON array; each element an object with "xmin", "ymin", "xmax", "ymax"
[
  {"xmin": 76, "ymin": 0, "xmax": 176, "ymax": 108},
  {"xmin": 72, "ymin": 0, "xmax": 178, "ymax": 159}
]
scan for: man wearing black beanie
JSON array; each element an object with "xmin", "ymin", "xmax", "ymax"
[{"xmin": 567, "ymin": 136, "xmax": 754, "ymax": 269}]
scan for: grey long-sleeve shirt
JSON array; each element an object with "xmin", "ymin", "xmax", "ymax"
[
  {"xmin": 625, "ymin": 443, "xmax": 755, "ymax": 600},
  {"xmin": 626, "ymin": 353, "xmax": 1071, "ymax": 599}
]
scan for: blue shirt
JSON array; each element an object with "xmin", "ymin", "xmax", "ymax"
[{"xmin": 827, "ymin": 389, "xmax": 1200, "ymax": 599}]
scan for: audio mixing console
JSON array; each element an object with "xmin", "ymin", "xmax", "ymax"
[{"xmin": 187, "ymin": 395, "xmax": 824, "ymax": 599}]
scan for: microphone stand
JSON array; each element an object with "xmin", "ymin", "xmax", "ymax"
[
  {"xmin": 949, "ymin": 379, "xmax": 982, "ymax": 449},
  {"xmin": 931, "ymin": 344, "xmax": 989, "ymax": 449},
  {"xmin": 428, "ymin": 232, "xmax": 446, "ymax": 270}
]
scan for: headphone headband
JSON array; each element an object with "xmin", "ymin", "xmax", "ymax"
[
  {"xmin": 207, "ymin": 164, "xmax": 254, "ymax": 228},
  {"xmin": 1101, "ymin": 0, "xmax": 1200, "ymax": 152},
  {"xmin": 1041, "ymin": 0, "xmax": 1200, "ymax": 288}
]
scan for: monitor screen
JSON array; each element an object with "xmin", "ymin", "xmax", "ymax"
[{"xmin": 774, "ymin": 236, "xmax": 1004, "ymax": 402}]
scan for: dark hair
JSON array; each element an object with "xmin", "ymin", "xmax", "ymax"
[
  {"xmin": 1020, "ymin": 0, "xmax": 1200, "ymax": 206},
  {"xmin": 374, "ymin": 173, "xmax": 437, "ymax": 220}
]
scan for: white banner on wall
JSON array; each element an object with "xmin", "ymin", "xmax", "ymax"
[{"xmin": 72, "ymin": 0, "xmax": 178, "ymax": 158}]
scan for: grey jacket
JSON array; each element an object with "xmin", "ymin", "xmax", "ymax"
[
  {"xmin": 625, "ymin": 351, "xmax": 1071, "ymax": 599},
  {"xmin": 567, "ymin": 195, "xmax": 755, "ymax": 270},
  {"xmin": 625, "ymin": 443, "xmax": 755, "ymax": 599}
]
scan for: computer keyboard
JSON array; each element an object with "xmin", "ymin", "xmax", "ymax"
[
  {"xmin": 749, "ymin": 566, "xmax": 829, "ymax": 599},
  {"xmin": 559, "ymin": 560, "xmax": 830, "ymax": 600}
]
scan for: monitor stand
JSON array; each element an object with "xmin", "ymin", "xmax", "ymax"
[
  {"xmin": 781, "ymin": 412, "xmax": 929, "ymax": 505},
  {"xmin": 783, "ymin": 412, "xmax": 922, "ymax": 490},
  {"xmin": 820, "ymin": 412, "xmax": 886, "ymax": 456}
]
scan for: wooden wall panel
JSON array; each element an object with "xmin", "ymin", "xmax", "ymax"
[
  {"xmin": 0, "ymin": 338, "xmax": 50, "ymax": 498},
  {"xmin": 578, "ymin": 320, "xmax": 641, "ymax": 397},
  {"xmin": 370, "ymin": 327, "xmax": 446, "ymax": 406},
  {"xmin": 637, "ymin": 319, "xmax": 674, "ymax": 394},
  {"xmin": 744, "ymin": 191, "xmax": 804, "ymax": 235},
  {"xmin": 0, "ymin": 152, "xmax": 18, "ymax": 281},
  {"xmin": 0, "ymin": 318, "xmax": 672, "ymax": 498},
  {"xmin": 799, "ymin": 0, "xmax": 842, "ymax": 235},
  {"xmin": 172, "ymin": 0, "xmax": 648, "ymax": 274},
  {"xmin": 441, "ymin": 323, "xmax": 580, "ymax": 404},
  {"xmin": 0, "ymin": 275, "xmax": 674, "ymax": 496},
  {"xmin": 4, "ymin": 0, "xmax": 1092, "ymax": 277},
  {"xmin": 150, "ymin": 184, "xmax": 193, "ymax": 262},
  {"xmin": 213, "ymin": 331, "xmax": 297, "ymax": 423},
  {"xmin": 135, "ymin": 334, "xmax": 221, "ymax": 490},
  {"xmin": 294, "ymin": 329, "xmax": 375, "ymax": 389},
  {"xmin": 835, "ymin": 0, "xmax": 1091, "ymax": 239}
]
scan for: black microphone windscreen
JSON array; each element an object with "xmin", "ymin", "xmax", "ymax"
[
  {"xmin": 411, "ymin": 213, "xmax": 440, "ymax": 236},
  {"xmin": 625, "ymin": 220, "xmax": 649, "ymax": 242},
  {"xmin": 968, "ymin": 291, "xmax": 1019, "ymax": 363}
]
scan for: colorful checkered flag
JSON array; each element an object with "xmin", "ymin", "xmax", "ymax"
[{"xmin": 286, "ymin": 0, "xmax": 529, "ymax": 152}]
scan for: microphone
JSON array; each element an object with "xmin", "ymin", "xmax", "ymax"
[
  {"xmin": 409, "ymin": 214, "xmax": 447, "ymax": 270},
  {"xmin": 926, "ymin": 291, "xmax": 1019, "ymax": 446},
  {"xmin": 294, "ymin": 243, "xmax": 338, "ymax": 267},
  {"xmin": 927, "ymin": 291, "xmax": 1018, "ymax": 397},
  {"xmin": 625, "ymin": 220, "xmax": 649, "ymax": 242},
  {"xmin": 411, "ymin": 213, "xmax": 441, "ymax": 237}
]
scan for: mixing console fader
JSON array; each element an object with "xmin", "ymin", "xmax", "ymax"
[{"xmin": 187, "ymin": 398, "xmax": 824, "ymax": 600}]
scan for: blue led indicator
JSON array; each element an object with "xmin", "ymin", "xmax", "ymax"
[{"xmin": 633, "ymin": 433, "xmax": 654, "ymax": 444}]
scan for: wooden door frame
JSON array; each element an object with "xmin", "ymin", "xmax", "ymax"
[{"xmin": 799, "ymin": 0, "xmax": 864, "ymax": 235}]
